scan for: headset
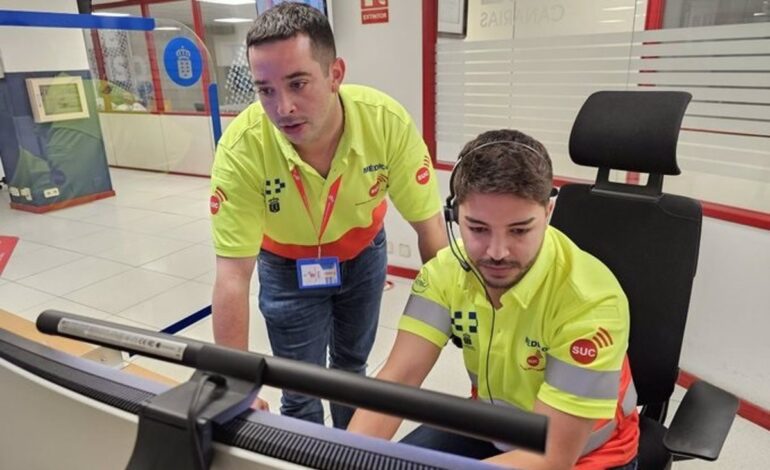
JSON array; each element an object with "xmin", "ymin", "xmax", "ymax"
[
  {"xmin": 443, "ymin": 140, "xmax": 558, "ymax": 270},
  {"xmin": 442, "ymin": 139, "xmax": 558, "ymax": 405}
]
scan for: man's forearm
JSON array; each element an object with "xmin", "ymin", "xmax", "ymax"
[
  {"xmin": 413, "ymin": 213, "xmax": 449, "ymax": 263},
  {"xmin": 347, "ymin": 408, "xmax": 403, "ymax": 440},
  {"xmin": 212, "ymin": 280, "xmax": 251, "ymax": 350}
]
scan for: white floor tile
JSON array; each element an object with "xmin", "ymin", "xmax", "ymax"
[
  {"xmin": 133, "ymin": 195, "xmax": 209, "ymax": 219},
  {"xmin": 96, "ymin": 235, "xmax": 193, "ymax": 266},
  {"xmin": 161, "ymin": 219, "xmax": 212, "ymax": 244},
  {"xmin": 112, "ymin": 212, "xmax": 197, "ymax": 234},
  {"xmin": 47, "ymin": 229, "xmax": 151, "ymax": 256},
  {"xmin": 18, "ymin": 298, "xmax": 112, "ymax": 323},
  {"xmin": 6, "ymin": 239, "xmax": 47, "ymax": 256},
  {"xmin": 116, "ymin": 280, "xmax": 212, "ymax": 329},
  {"xmin": 0, "ymin": 283, "xmax": 55, "ymax": 313},
  {"xmin": 64, "ymin": 268, "xmax": 186, "ymax": 314},
  {"xmin": 141, "ymin": 244, "xmax": 216, "ymax": 280},
  {"xmin": 98, "ymin": 190, "xmax": 168, "ymax": 208},
  {"xmin": 46, "ymin": 202, "xmax": 114, "ymax": 221},
  {"xmin": 0, "ymin": 246, "xmax": 84, "ymax": 281},
  {"xmin": 17, "ymin": 256, "xmax": 131, "ymax": 296},
  {"xmin": 15, "ymin": 217, "xmax": 104, "ymax": 245},
  {"xmin": 82, "ymin": 206, "xmax": 156, "ymax": 227}
]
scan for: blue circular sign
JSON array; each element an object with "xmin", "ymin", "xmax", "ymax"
[{"xmin": 163, "ymin": 37, "xmax": 202, "ymax": 87}]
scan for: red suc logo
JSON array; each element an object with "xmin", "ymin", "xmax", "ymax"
[
  {"xmin": 415, "ymin": 167, "xmax": 430, "ymax": 185},
  {"xmin": 570, "ymin": 339, "xmax": 598, "ymax": 364},
  {"xmin": 210, "ymin": 195, "xmax": 221, "ymax": 214}
]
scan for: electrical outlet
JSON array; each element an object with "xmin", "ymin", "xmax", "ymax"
[{"xmin": 398, "ymin": 243, "xmax": 411, "ymax": 258}]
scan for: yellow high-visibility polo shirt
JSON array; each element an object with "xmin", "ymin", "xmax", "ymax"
[
  {"xmin": 400, "ymin": 226, "xmax": 639, "ymax": 466},
  {"xmin": 210, "ymin": 84, "xmax": 441, "ymax": 260}
]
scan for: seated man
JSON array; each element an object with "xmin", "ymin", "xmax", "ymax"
[{"xmin": 348, "ymin": 129, "xmax": 639, "ymax": 469}]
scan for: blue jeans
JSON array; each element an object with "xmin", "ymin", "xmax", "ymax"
[
  {"xmin": 257, "ymin": 229, "xmax": 387, "ymax": 428},
  {"xmin": 401, "ymin": 425, "xmax": 638, "ymax": 469}
]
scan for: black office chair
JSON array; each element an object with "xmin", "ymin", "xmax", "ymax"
[{"xmin": 550, "ymin": 91, "xmax": 739, "ymax": 470}]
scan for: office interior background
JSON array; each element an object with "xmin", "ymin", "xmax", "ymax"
[{"xmin": 0, "ymin": 0, "xmax": 768, "ymax": 468}]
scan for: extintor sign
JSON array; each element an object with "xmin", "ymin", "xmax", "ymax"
[{"xmin": 361, "ymin": 0, "xmax": 389, "ymax": 24}]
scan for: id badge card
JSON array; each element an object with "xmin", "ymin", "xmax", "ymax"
[{"xmin": 296, "ymin": 256, "xmax": 342, "ymax": 289}]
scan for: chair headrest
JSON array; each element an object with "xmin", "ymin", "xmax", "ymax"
[{"xmin": 569, "ymin": 91, "xmax": 692, "ymax": 175}]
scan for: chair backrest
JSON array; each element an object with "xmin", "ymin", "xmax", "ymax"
[{"xmin": 550, "ymin": 91, "xmax": 701, "ymax": 413}]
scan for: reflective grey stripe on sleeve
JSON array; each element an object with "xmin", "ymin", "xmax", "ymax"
[
  {"xmin": 582, "ymin": 419, "xmax": 617, "ymax": 455},
  {"xmin": 622, "ymin": 378, "xmax": 638, "ymax": 416},
  {"xmin": 403, "ymin": 294, "xmax": 452, "ymax": 336},
  {"xmin": 545, "ymin": 355, "xmax": 621, "ymax": 400}
]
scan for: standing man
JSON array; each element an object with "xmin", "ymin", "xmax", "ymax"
[
  {"xmin": 210, "ymin": 3, "xmax": 447, "ymax": 429},
  {"xmin": 348, "ymin": 129, "xmax": 639, "ymax": 469}
]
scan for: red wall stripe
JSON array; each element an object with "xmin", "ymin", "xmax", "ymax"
[{"xmin": 422, "ymin": 0, "xmax": 438, "ymax": 163}]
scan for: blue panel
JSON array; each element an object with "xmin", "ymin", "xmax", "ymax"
[
  {"xmin": 0, "ymin": 10, "xmax": 155, "ymax": 31},
  {"xmin": 209, "ymin": 84, "xmax": 222, "ymax": 146}
]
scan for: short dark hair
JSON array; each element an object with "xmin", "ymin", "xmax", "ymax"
[
  {"xmin": 246, "ymin": 3, "xmax": 336, "ymax": 70},
  {"xmin": 453, "ymin": 129, "xmax": 553, "ymax": 206}
]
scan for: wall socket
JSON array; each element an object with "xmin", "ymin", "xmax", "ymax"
[{"xmin": 398, "ymin": 243, "xmax": 411, "ymax": 258}]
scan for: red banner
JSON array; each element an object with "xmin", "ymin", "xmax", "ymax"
[{"xmin": 0, "ymin": 236, "xmax": 19, "ymax": 276}]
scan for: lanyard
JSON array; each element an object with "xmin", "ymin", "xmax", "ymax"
[{"xmin": 290, "ymin": 166, "xmax": 342, "ymax": 258}]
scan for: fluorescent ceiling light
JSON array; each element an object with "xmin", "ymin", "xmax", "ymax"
[
  {"xmin": 603, "ymin": 6, "xmax": 635, "ymax": 12},
  {"xmin": 600, "ymin": 20, "xmax": 626, "ymax": 23},
  {"xmin": 198, "ymin": 0, "xmax": 256, "ymax": 5},
  {"xmin": 214, "ymin": 17, "xmax": 253, "ymax": 23},
  {"xmin": 154, "ymin": 26, "xmax": 181, "ymax": 31},
  {"xmin": 93, "ymin": 12, "xmax": 131, "ymax": 17}
]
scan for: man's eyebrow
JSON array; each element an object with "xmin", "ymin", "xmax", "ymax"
[
  {"xmin": 253, "ymin": 71, "xmax": 311, "ymax": 86},
  {"xmin": 464, "ymin": 216, "xmax": 535, "ymax": 226}
]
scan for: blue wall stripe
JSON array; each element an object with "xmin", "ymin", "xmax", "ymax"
[
  {"xmin": 209, "ymin": 84, "xmax": 222, "ymax": 146},
  {"xmin": 0, "ymin": 10, "xmax": 155, "ymax": 31},
  {"xmin": 160, "ymin": 305, "xmax": 212, "ymax": 336}
]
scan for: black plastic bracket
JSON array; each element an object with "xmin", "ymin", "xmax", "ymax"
[{"xmin": 126, "ymin": 360, "xmax": 264, "ymax": 470}]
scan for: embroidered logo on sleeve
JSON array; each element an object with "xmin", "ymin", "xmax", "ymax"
[
  {"xmin": 210, "ymin": 187, "xmax": 228, "ymax": 215},
  {"xmin": 569, "ymin": 327, "xmax": 613, "ymax": 364},
  {"xmin": 415, "ymin": 155, "xmax": 431, "ymax": 185}
]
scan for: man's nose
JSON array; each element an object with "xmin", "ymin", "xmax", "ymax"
[
  {"xmin": 486, "ymin": 233, "xmax": 510, "ymax": 260},
  {"xmin": 276, "ymin": 92, "xmax": 296, "ymax": 116}
]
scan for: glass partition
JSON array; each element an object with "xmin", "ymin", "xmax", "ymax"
[{"xmin": 435, "ymin": 0, "xmax": 770, "ymax": 213}]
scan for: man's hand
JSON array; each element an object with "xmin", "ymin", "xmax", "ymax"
[{"xmin": 252, "ymin": 396, "xmax": 270, "ymax": 411}]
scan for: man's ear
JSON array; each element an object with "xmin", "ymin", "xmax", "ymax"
[
  {"xmin": 329, "ymin": 57, "xmax": 346, "ymax": 93},
  {"xmin": 545, "ymin": 199, "xmax": 555, "ymax": 220}
]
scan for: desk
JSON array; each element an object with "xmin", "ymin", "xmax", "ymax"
[{"xmin": 0, "ymin": 308, "xmax": 176, "ymax": 386}]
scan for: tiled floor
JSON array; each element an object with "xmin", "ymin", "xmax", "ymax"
[{"xmin": 1, "ymin": 168, "xmax": 768, "ymax": 468}]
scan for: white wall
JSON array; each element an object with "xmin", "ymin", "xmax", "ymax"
[
  {"xmin": 682, "ymin": 218, "xmax": 770, "ymax": 408},
  {"xmin": 0, "ymin": 0, "xmax": 89, "ymax": 72},
  {"xmin": 331, "ymin": 0, "xmax": 423, "ymax": 131},
  {"xmin": 331, "ymin": 0, "xmax": 426, "ymax": 269}
]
